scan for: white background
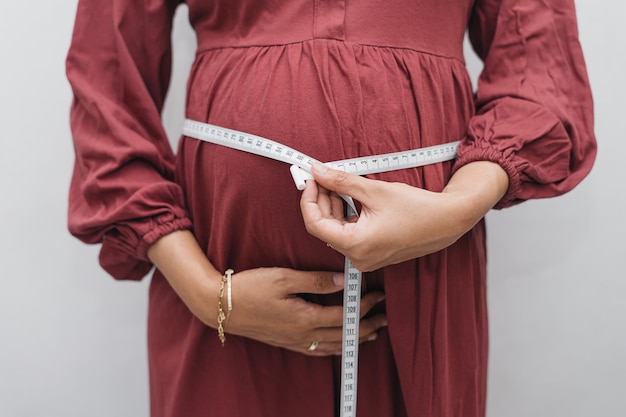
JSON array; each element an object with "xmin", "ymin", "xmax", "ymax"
[{"xmin": 0, "ymin": 1, "xmax": 623, "ymax": 416}]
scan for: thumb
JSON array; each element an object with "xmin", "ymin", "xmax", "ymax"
[
  {"xmin": 311, "ymin": 163, "xmax": 374, "ymax": 203},
  {"xmin": 285, "ymin": 270, "xmax": 345, "ymax": 295}
]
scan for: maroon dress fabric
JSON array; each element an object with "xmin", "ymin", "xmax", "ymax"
[{"xmin": 66, "ymin": 1, "xmax": 596, "ymax": 416}]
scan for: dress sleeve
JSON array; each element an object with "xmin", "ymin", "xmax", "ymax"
[
  {"xmin": 66, "ymin": 0, "xmax": 192, "ymax": 280},
  {"xmin": 454, "ymin": 0, "xmax": 597, "ymax": 208}
]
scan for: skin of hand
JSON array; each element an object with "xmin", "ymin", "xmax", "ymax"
[
  {"xmin": 300, "ymin": 161, "xmax": 509, "ymax": 272},
  {"xmin": 147, "ymin": 230, "xmax": 387, "ymax": 356}
]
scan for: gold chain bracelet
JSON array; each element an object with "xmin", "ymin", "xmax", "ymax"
[{"xmin": 217, "ymin": 269, "xmax": 234, "ymax": 346}]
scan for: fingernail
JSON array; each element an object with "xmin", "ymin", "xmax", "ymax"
[
  {"xmin": 312, "ymin": 162, "xmax": 328, "ymax": 175},
  {"xmin": 368, "ymin": 333, "xmax": 378, "ymax": 342},
  {"xmin": 376, "ymin": 295, "xmax": 386, "ymax": 303},
  {"xmin": 333, "ymin": 273, "xmax": 344, "ymax": 287}
]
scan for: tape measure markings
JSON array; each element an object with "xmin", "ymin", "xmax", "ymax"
[
  {"xmin": 183, "ymin": 120, "xmax": 459, "ymax": 178},
  {"xmin": 183, "ymin": 120, "xmax": 321, "ymax": 170},
  {"xmin": 340, "ymin": 240, "xmax": 361, "ymax": 417},
  {"xmin": 327, "ymin": 143, "xmax": 459, "ymax": 176}
]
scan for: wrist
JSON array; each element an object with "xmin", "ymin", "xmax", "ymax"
[
  {"xmin": 147, "ymin": 230, "xmax": 224, "ymax": 328},
  {"xmin": 443, "ymin": 161, "xmax": 509, "ymax": 232}
]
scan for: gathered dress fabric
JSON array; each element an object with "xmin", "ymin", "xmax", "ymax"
[{"xmin": 66, "ymin": 0, "xmax": 596, "ymax": 416}]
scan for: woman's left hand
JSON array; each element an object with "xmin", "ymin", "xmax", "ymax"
[{"xmin": 300, "ymin": 161, "xmax": 508, "ymax": 271}]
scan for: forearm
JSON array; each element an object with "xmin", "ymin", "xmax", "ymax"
[
  {"xmin": 146, "ymin": 229, "xmax": 386, "ymax": 355},
  {"xmin": 443, "ymin": 161, "xmax": 509, "ymax": 231},
  {"xmin": 147, "ymin": 229, "xmax": 223, "ymax": 327}
]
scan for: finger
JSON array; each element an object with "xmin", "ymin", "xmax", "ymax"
[
  {"xmin": 300, "ymin": 179, "xmax": 321, "ymax": 218},
  {"xmin": 278, "ymin": 334, "xmax": 342, "ymax": 356},
  {"xmin": 308, "ymin": 312, "xmax": 387, "ymax": 344},
  {"xmin": 295, "ymin": 342, "xmax": 343, "ymax": 357},
  {"xmin": 300, "ymin": 181, "xmax": 345, "ymax": 226},
  {"xmin": 309, "ymin": 182, "xmax": 349, "ymax": 223},
  {"xmin": 302, "ymin": 314, "xmax": 386, "ymax": 356},
  {"xmin": 305, "ymin": 327, "xmax": 346, "ymax": 344},
  {"xmin": 283, "ymin": 270, "xmax": 345, "ymax": 295},
  {"xmin": 359, "ymin": 292, "xmax": 385, "ymax": 318},
  {"xmin": 300, "ymin": 189, "xmax": 354, "ymax": 246},
  {"xmin": 308, "ymin": 291, "xmax": 386, "ymax": 328},
  {"xmin": 311, "ymin": 163, "xmax": 380, "ymax": 204},
  {"xmin": 307, "ymin": 304, "xmax": 346, "ymax": 328},
  {"xmin": 328, "ymin": 189, "xmax": 346, "ymax": 219},
  {"xmin": 302, "ymin": 179, "xmax": 331, "ymax": 217},
  {"xmin": 314, "ymin": 183, "xmax": 337, "ymax": 218},
  {"xmin": 294, "ymin": 326, "xmax": 381, "ymax": 357},
  {"xmin": 359, "ymin": 313, "xmax": 388, "ymax": 342},
  {"xmin": 264, "ymin": 338, "xmax": 342, "ymax": 357}
]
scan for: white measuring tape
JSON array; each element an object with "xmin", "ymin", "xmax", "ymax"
[{"xmin": 182, "ymin": 119, "xmax": 458, "ymax": 416}]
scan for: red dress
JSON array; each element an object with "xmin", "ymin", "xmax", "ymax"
[{"xmin": 66, "ymin": 1, "xmax": 596, "ymax": 416}]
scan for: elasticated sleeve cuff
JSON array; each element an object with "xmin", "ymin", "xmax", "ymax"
[
  {"xmin": 99, "ymin": 213, "xmax": 193, "ymax": 280},
  {"xmin": 452, "ymin": 144, "xmax": 521, "ymax": 210}
]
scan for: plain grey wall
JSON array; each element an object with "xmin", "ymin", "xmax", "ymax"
[{"xmin": 0, "ymin": 1, "xmax": 623, "ymax": 416}]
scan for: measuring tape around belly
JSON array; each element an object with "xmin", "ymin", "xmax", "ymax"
[{"xmin": 182, "ymin": 119, "xmax": 458, "ymax": 417}]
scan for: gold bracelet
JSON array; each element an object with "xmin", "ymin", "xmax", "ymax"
[
  {"xmin": 217, "ymin": 269, "xmax": 234, "ymax": 346},
  {"xmin": 225, "ymin": 269, "xmax": 234, "ymax": 323}
]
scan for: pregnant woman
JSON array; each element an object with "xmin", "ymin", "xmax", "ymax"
[{"xmin": 66, "ymin": 1, "xmax": 596, "ymax": 416}]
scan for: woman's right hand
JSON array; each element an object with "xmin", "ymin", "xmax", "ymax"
[{"xmin": 147, "ymin": 230, "xmax": 387, "ymax": 356}]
